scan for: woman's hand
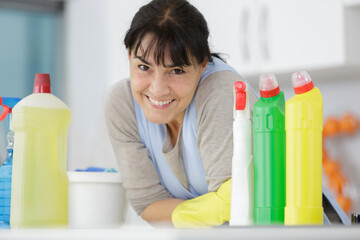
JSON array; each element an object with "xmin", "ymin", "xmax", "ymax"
[{"xmin": 171, "ymin": 179, "xmax": 232, "ymax": 228}]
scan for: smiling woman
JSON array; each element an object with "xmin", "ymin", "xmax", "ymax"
[
  {"xmin": 128, "ymin": 35, "xmax": 207, "ymax": 134},
  {"xmin": 104, "ymin": 0, "xmax": 257, "ymax": 227}
]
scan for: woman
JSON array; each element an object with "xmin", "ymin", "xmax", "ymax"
[{"xmin": 105, "ymin": 0, "xmax": 257, "ymax": 227}]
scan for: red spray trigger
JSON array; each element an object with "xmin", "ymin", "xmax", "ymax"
[
  {"xmin": 0, "ymin": 105, "xmax": 11, "ymax": 121},
  {"xmin": 234, "ymin": 81, "xmax": 246, "ymax": 110},
  {"xmin": 0, "ymin": 97, "xmax": 10, "ymax": 121},
  {"xmin": 0, "ymin": 97, "xmax": 22, "ymax": 121}
]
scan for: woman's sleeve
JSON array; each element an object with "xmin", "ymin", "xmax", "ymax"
[
  {"xmin": 195, "ymin": 71, "xmax": 257, "ymax": 192},
  {"xmin": 104, "ymin": 79, "xmax": 172, "ymax": 215}
]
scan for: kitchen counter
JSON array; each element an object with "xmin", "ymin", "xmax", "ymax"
[{"xmin": 1, "ymin": 225, "xmax": 360, "ymax": 240}]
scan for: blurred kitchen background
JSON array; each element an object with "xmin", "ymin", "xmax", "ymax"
[{"xmin": 0, "ymin": 0, "xmax": 359, "ymax": 225}]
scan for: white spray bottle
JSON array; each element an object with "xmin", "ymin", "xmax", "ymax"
[{"xmin": 230, "ymin": 81, "xmax": 254, "ymax": 226}]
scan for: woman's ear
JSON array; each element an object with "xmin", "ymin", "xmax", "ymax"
[
  {"xmin": 127, "ymin": 49, "xmax": 132, "ymax": 60},
  {"xmin": 200, "ymin": 60, "xmax": 208, "ymax": 74}
]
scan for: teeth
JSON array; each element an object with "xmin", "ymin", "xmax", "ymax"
[{"xmin": 149, "ymin": 97, "xmax": 173, "ymax": 106}]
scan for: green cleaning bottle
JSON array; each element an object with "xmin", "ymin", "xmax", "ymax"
[{"xmin": 254, "ymin": 74, "xmax": 286, "ymax": 225}]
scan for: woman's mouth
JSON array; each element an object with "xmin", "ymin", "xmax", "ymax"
[{"xmin": 146, "ymin": 95, "xmax": 174, "ymax": 109}]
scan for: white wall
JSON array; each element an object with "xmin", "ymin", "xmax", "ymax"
[
  {"xmin": 64, "ymin": 0, "xmax": 145, "ymax": 171},
  {"xmin": 64, "ymin": 0, "xmax": 150, "ymax": 226}
]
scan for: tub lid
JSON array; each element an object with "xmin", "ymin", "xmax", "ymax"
[{"xmin": 67, "ymin": 171, "xmax": 122, "ymax": 183}]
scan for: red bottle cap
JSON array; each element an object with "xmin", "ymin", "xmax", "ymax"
[
  {"xmin": 259, "ymin": 74, "xmax": 280, "ymax": 98},
  {"xmin": 234, "ymin": 81, "xmax": 246, "ymax": 110},
  {"xmin": 33, "ymin": 73, "xmax": 51, "ymax": 93},
  {"xmin": 291, "ymin": 71, "xmax": 314, "ymax": 94}
]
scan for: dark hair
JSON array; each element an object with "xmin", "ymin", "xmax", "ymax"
[{"xmin": 124, "ymin": 0, "xmax": 217, "ymax": 67}]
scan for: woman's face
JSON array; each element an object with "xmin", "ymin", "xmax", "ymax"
[{"xmin": 128, "ymin": 40, "xmax": 208, "ymax": 126}]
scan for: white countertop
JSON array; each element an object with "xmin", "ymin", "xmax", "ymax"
[{"xmin": 1, "ymin": 225, "xmax": 360, "ymax": 240}]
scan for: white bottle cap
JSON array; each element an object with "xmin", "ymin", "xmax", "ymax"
[
  {"xmin": 259, "ymin": 74, "xmax": 280, "ymax": 98},
  {"xmin": 291, "ymin": 71, "xmax": 314, "ymax": 94}
]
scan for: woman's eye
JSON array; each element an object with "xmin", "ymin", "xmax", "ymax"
[
  {"xmin": 172, "ymin": 68, "xmax": 184, "ymax": 75},
  {"xmin": 139, "ymin": 65, "xmax": 150, "ymax": 71}
]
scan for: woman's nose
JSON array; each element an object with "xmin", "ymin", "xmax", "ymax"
[{"xmin": 149, "ymin": 73, "xmax": 170, "ymax": 96}]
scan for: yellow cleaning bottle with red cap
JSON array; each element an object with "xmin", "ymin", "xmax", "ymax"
[
  {"xmin": 284, "ymin": 71, "xmax": 323, "ymax": 225},
  {"xmin": 10, "ymin": 74, "xmax": 71, "ymax": 227}
]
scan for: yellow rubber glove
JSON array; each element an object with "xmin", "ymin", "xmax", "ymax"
[{"xmin": 172, "ymin": 178, "xmax": 231, "ymax": 228}]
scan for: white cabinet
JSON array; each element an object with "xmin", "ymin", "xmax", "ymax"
[
  {"xmin": 261, "ymin": 0, "xmax": 344, "ymax": 72},
  {"xmin": 344, "ymin": 0, "xmax": 360, "ymax": 6},
  {"xmin": 191, "ymin": 0, "xmax": 359, "ymax": 83},
  {"xmin": 191, "ymin": 0, "xmax": 258, "ymax": 74}
]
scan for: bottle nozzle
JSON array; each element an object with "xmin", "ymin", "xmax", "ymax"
[
  {"xmin": 259, "ymin": 74, "xmax": 280, "ymax": 98},
  {"xmin": 0, "ymin": 97, "xmax": 21, "ymax": 121},
  {"xmin": 291, "ymin": 71, "xmax": 314, "ymax": 94},
  {"xmin": 234, "ymin": 81, "xmax": 246, "ymax": 110},
  {"xmin": 0, "ymin": 105, "xmax": 11, "ymax": 122}
]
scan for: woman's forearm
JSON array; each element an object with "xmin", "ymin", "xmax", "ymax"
[{"xmin": 142, "ymin": 198, "xmax": 185, "ymax": 224}]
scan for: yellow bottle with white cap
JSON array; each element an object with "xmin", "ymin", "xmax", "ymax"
[{"xmin": 284, "ymin": 71, "xmax": 323, "ymax": 225}]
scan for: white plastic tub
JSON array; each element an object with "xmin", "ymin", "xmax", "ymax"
[{"xmin": 67, "ymin": 171, "xmax": 127, "ymax": 228}]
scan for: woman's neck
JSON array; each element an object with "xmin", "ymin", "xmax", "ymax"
[{"xmin": 166, "ymin": 113, "xmax": 184, "ymax": 146}]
